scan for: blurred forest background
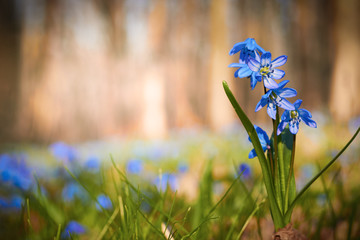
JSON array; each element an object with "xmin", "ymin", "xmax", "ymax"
[{"xmin": 0, "ymin": 0, "xmax": 359, "ymax": 143}]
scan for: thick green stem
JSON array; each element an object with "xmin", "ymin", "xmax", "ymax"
[{"xmin": 284, "ymin": 134, "xmax": 296, "ymax": 213}]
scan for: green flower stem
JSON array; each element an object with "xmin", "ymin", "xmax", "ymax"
[
  {"xmin": 284, "ymin": 134, "xmax": 296, "ymax": 213},
  {"xmin": 223, "ymin": 81, "xmax": 285, "ymax": 229},
  {"xmin": 273, "ymin": 107, "xmax": 283, "ymax": 214}
]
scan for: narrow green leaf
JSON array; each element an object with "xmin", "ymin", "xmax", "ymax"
[
  {"xmin": 223, "ymin": 81, "xmax": 284, "ymax": 229},
  {"xmin": 284, "ymin": 127, "xmax": 360, "ymax": 221}
]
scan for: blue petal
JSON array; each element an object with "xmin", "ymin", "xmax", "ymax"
[
  {"xmin": 271, "ymin": 69, "xmax": 285, "ymax": 80},
  {"xmin": 248, "ymin": 149, "xmax": 257, "ymax": 159},
  {"xmin": 229, "ymin": 42, "xmax": 246, "ymax": 55},
  {"xmin": 277, "ymin": 98, "xmax": 295, "ymax": 111},
  {"xmin": 277, "ymin": 120, "xmax": 288, "ymax": 135},
  {"xmin": 267, "ymin": 102, "xmax": 277, "ymax": 120},
  {"xmin": 299, "ymin": 108, "xmax": 312, "ymax": 118},
  {"xmin": 254, "ymin": 50, "xmax": 261, "ymax": 61},
  {"xmin": 263, "ymin": 77, "xmax": 279, "ymax": 89},
  {"xmin": 228, "ymin": 63, "xmax": 245, "ymax": 68},
  {"xmin": 277, "ymin": 80, "xmax": 289, "ymax": 89},
  {"xmin": 254, "ymin": 125, "xmax": 270, "ymax": 146},
  {"xmin": 245, "ymin": 38, "xmax": 256, "ymax": 50},
  {"xmin": 271, "ymin": 55, "xmax": 287, "ymax": 68},
  {"xmin": 302, "ymin": 116, "xmax": 317, "ymax": 128},
  {"xmin": 293, "ymin": 99, "xmax": 302, "ymax": 109},
  {"xmin": 281, "ymin": 110, "xmax": 290, "ymax": 121},
  {"xmin": 289, "ymin": 121, "xmax": 299, "ymax": 134},
  {"xmin": 250, "ymin": 75, "xmax": 258, "ymax": 90},
  {"xmin": 248, "ymin": 57, "xmax": 260, "ymax": 71},
  {"xmin": 255, "ymin": 94, "xmax": 270, "ymax": 112},
  {"xmin": 237, "ymin": 66, "xmax": 252, "ymax": 78},
  {"xmin": 278, "ymin": 88, "xmax": 297, "ymax": 98},
  {"xmin": 261, "ymin": 52, "xmax": 272, "ymax": 66}
]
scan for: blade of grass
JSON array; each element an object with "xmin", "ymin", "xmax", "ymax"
[
  {"xmin": 236, "ymin": 199, "xmax": 265, "ymax": 240},
  {"xmin": 96, "ymin": 207, "xmax": 119, "ymax": 240},
  {"xmin": 54, "ymin": 224, "xmax": 61, "ymax": 240},
  {"xmin": 284, "ymin": 126, "xmax": 360, "ymax": 221}
]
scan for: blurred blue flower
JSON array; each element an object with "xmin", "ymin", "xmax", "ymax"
[
  {"xmin": 277, "ymin": 99, "xmax": 317, "ymax": 135},
  {"xmin": 237, "ymin": 163, "xmax": 251, "ymax": 179},
  {"xmin": 0, "ymin": 195, "xmax": 23, "ymax": 212},
  {"xmin": 255, "ymin": 80, "xmax": 296, "ymax": 119},
  {"xmin": 62, "ymin": 182, "xmax": 87, "ymax": 202},
  {"xmin": 62, "ymin": 221, "xmax": 86, "ymax": 239},
  {"xmin": 229, "ymin": 38, "xmax": 265, "ymax": 89},
  {"xmin": 0, "ymin": 154, "xmax": 33, "ymax": 191},
  {"xmin": 126, "ymin": 159, "xmax": 143, "ymax": 174},
  {"xmin": 248, "ymin": 51, "xmax": 287, "ymax": 89},
  {"xmin": 178, "ymin": 162, "xmax": 189, "ymax": 174},
  {"xmin": 154, "ymin": 173, "xmax": 178, "ymax": 192},
  {"xmin": 49, "ymin": 142, "xmax": 77, "ymax": 164},
  {"xmin": 248, "ymin": 125, "xmax": 270, "ymax": 159},
  {"xmin": 96, "ymin": 194, "xmax": 113, "ymax": 211},
  {"xmin": 84, "ymin": 156, "xmax": 101, "ymax": 171},
  {"xmin": 348, "ymin": 116, "xmax": 360, "ymax": 133}
]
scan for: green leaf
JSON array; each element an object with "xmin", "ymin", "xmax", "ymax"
[
  {"xmin": 284, "ymin": 126, "xmax": 360, "ymax": 221},
  {"xmin": 222, "ymin": 81, "xmax": 284, "ymax": 229},
  {"xmin": 277, "ymin": 126, "xmax": 296, "ymax": 213}
]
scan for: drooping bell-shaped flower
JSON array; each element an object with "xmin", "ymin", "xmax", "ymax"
[{"xmin": 248, "ymin": 125, "xmax": 270, "ymax": 159}]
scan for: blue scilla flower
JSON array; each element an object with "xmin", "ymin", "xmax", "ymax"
[
  {"xmin": 0, "ymin": 195, "xmax": 23, "ymax": 212},
  {"xmin": 248, "ymin": 125, "xmax": 270, "ymax": 159},
  {"xmin": 248, "ymin": 51, "xmax": 287, "ymax": 89},
  {"xmin": 229, "ymin": 38, "xmax": 265, "ymax": 89},
  {"xmin": 0, "ymin": 154, "xmax": 33, "ymax": 191},
  {"xmin": 62, "ymin": 182, "xmax": 87, "ymax": 202},
  {"xmin": 61, "ymin": 221, "xmax": 86, "ymax": 239},
  {"xmin": 96, "ymin": 194, "xmax": 113, "ymax": 211},
  {"xmin": 154, "ymin": 173, "xmax": 178, "ymax": 192},
  {"xmin": 277, "ymin": 99, "xmax": 317, "ymax": 135},
  {"xmin": 84, "ymin": 156, "xmax": 100, "ymax": 171},
  {"xmin": 49, "ymin": 141, "xmax": 77, "ymax": 164},
  {"xmin": 126, "ymin": 159, "xmax": 143, "ymax": 174},
  {"xmin": 255, "ymin": 80, "xmax": 296, "ymax": 120},
  {"xmin": 237, "ymin": 163, "xmax": 251, "ymax": 179}
]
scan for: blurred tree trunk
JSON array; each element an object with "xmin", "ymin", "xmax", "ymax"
[
  {"xmin": 329, "ymin": 0, "xmax": 360, "ymax": 122},
  {"xmin": 208, "ymin": 0, "xmax": 234, "ymax": 130},
  {"xmin": 0, "ymin": 0, "xmax": 21, "ymax": 143}
]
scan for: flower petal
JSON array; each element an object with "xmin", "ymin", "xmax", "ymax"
[
  {"xmin": 293, "ymin": 99, "xmax": 303, "ymax": 109},
  {"xmin": 301, "ymin": 116, "xmax": 317, "ymax": 128},
  {"xmin": 281, "ymin": 110, "xmax": 290, "ymax": 121},
  {"xmin": 245, "ymin": 38, "xmax": 256, "ymax": 51},
  {"xmin": 299, "ymin": 108, "xmax": 312, "ymax": 118},
  {"xmin": 278, "ymin": 88, "xmax": 297, "ymax": 98},
  {"xmin": 248, "ymin": 149, "xmax": 257, "ymax": 159},
  {"xmin": 229, "ymin": 42, "xmax": 246, "ymax": 55},
  {"xmin": 277, "ymin": 80, "xmax": 290, "ymax": 89},
  {"xmin": 248, "ymin": 57, "xmax": 260, "ymax": 71},
  {"xmin": 254, "ymin": 50, "xmax": 261, "ymax": 61},
  {"xmin": 271, "ymin": 55, "xmax": 287, "ymax": 68},
  {"xmin": 263, "ymin": 77, "xmax": 279, "ymax": 89},
  {"xmin": 237, "ymin": 66, "xmax": 252, "ymax": 78},
  {"xmin": 255, "ymin": 95, "xmax": 269, "ymax": 112},
  {"xmin": 271, "ymin": 69, "xmax": 285, "ymax": 80},
  {"xmin": 289, "ymin": 121, "xmax": 299, "ymax": 134},
  {"xmin": 261, "ymin": 52, "xmax": 272, "ymax": 66},
  {"xmin": 228, "ymin": 63, "xmax": 245, "ymax": 68},
  {"xmin": 267, "ymin": 102, "xmax": 277, "ymax": 120},
  {"xmin": 277, "ymin": 98, "xmax": 295, "ymax": 111},
  {"xmin": 277, "ymin": 120, "xmax": 288, "ymax": 135}
]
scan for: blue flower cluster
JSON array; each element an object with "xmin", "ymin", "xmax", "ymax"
[{"xmin": 229, "ymin": 38, "xmax": 317, "ymax": 158}]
